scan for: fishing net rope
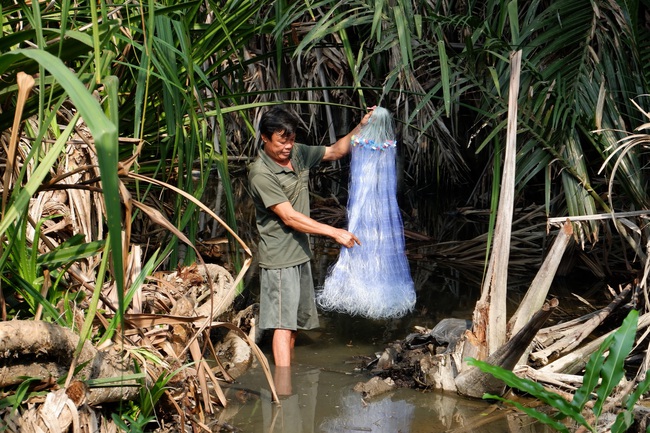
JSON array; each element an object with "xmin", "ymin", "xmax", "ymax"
[{"xmin": 316, "ymin": 107, "xmax": 416, "ymax": 319}]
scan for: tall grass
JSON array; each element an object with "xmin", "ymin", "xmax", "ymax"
[{"xmin": 0, "ymin": 0, "xmax": 279, "ymax": 424}]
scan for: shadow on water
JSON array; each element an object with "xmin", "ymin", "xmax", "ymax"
[{"xmin": 216, "ymin": 265, "xmax": 556, "ymax": 433}]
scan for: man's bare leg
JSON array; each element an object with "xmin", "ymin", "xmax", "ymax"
[
  {"xmin": 274, "ymin": 366, "xmax": 292, "ymax": 396},
  {"xmin": 273, "ymin": 329, "xmax": 296, "ymax": 367}
]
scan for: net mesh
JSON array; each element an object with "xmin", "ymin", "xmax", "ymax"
[{"xmin": 316, "ymin": 107, "xmax": 416, "ymax": 319}]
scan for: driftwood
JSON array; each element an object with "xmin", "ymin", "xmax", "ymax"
[
  {"xmin": 365, "ymin": 51, "xmax": 649, "ymax": 431},
  {"xmin": 514, "ymin": 364, "xmax": 585, "ymax": 391},
  {"xmin": 410, "ymin": 217, "xmax": 573, "ymax": 395},
  {"xmin": 455, "ymin": 299, "xmax": 558, "ymax": 398},
  {"xmin": 0, "ymin": 262, "xmax": 275, "ymax": 433},
  {"xmin": 0, "ymin": 321, "xmax": 139, "ymax": 432}
]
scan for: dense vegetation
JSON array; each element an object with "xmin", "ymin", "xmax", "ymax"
[{"xmin": 0, "ymin": 0, "xmax": 649, "ymax": 430}]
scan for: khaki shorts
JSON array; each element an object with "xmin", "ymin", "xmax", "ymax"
[{"xmin": 259, "ymin": 262, "xmax": 320, "ymax": 330}]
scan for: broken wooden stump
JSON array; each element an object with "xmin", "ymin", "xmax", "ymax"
[{"xmin": 455, "ymin": 299, "xmax": 558, "ymax": 398}]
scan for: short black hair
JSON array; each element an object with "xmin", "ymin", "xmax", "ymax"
[{"xmin": 259, "ymin": 106, "xmax": 298, "ymax": 140}]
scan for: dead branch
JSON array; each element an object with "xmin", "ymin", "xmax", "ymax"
[
  {"xmin": 531, "ymin": 284, "xmax": 633, "ymax": 365},
  {"xmin": 541, "ymin": 311, "xmax": 650, "ymax": 375},
  {"xmin": 508, "ymin": 221, "xmax": 573, "ymax": 336}
]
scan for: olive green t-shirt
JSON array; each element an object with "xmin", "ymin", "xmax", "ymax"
[{"xmin": 248, "ymin": 143, "xmax": 326, "ymax": 269}]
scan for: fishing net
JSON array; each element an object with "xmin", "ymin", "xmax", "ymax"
[{"xmin": 316, "ymin": 107, "xmax": 416, "ymax": 319}]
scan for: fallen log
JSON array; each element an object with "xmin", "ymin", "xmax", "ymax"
[
  {"xmin": 0, "ymin": 320, "xmax": 139, "ymax": 406},
  {"xmin": 455, "ymin": 299, "xmax": 558, "ymax": 398}
]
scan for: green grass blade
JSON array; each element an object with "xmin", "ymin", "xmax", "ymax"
[
  {"xmin": 0, "ymin": 48, "xmax": 123, "ymax": 336},
  {"xmin": 96, "ymin": 74, "xmax": 124, "ymax": 326},
  {"xmin": 70, "ymin": 232, "xmax": 111, "ymax": 382},
  {"xmin": 392, "ymin": 5, "xmax": 411, "ymax": 70},
  {"xmin": 10, "ymin": 377, "xmax": 42, "ymax": 413},
  {"xmin": 611, "ymin": 372, "xmax": 650, "ymax": 433},
  {"xmin": 507, "ymin": 0, "xmax": 520, "ymax": 44},
  {"xmin": 85, "ymin": 373, "xmax": 146, "ymax": 387},
  {"xmin": 1, "ymin": 272, "xmax": 63, "ymax": 324},
  {"xmin": 438, "ymin": 40, "xmax": 451, "ymax": 117},
  {"xmin": 371, "ymin": 0, "xmax": 385, "ymax": 40},
  {"xmin": 572, "ymin": 334, "xmax": 613, "ymax": 411},
  {"xmin": 37, "ymin": 240, "xmax": 105, "ymax": 269},
  {"xmin": 467, "ymin": 358, "xmax": 592, "ymax": 429},
  {"xmin": 610, "ymin": 411, "xmax": 635, "ymax": 433},
  {"xmin": 594, "ymin": 310, "xmax": 638, "ymax": 417},
  {"xmin": 624, "ymin": 372, "xmax": 650, "ymax": 412},
  {"xmin": 99, "ymin": 249, "xmax": 160, "ymax": 345},
  {"xmin": 0, "ymin": 114, "xmax": 75, "ymax": 239}
]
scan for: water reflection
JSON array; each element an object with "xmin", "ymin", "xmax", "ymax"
[
  {"xmin": 218, "ymin": 258, "xmax": 558, "ymax": 433},
  {"xmin": 320, "ymin": 391, "xmax": 415, "ymax": 432},
  {"xmin": 261, "ymin": 368, "xmax": 319, "ymax": 433}
]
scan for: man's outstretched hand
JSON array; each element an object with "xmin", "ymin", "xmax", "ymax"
[{"xmin": 333, "ymin": 228, "xmax": 361, "ymax": 249}]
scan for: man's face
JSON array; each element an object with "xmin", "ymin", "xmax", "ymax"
[{"xmin": 262, "ymin": 131, "xmax": 295, "ymax": 165}]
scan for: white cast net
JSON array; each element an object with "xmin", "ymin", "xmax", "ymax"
[{"xmin": 316, "ymin": 107, "xmax": 416, "ymax": 319}]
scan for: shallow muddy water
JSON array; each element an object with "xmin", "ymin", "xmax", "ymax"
[{"xmin": 217, "ymin": 311, "xmax": 553, "ymax": 433}]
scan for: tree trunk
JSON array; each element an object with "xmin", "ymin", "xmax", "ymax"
[{"xmin": 472, "ymin": 50, "xmax": 522, "ymax": 357}]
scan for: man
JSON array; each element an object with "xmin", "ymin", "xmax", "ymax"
[{"xmin": 248, "ymin": 105, "xmax": 373, "ymax": 367}]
